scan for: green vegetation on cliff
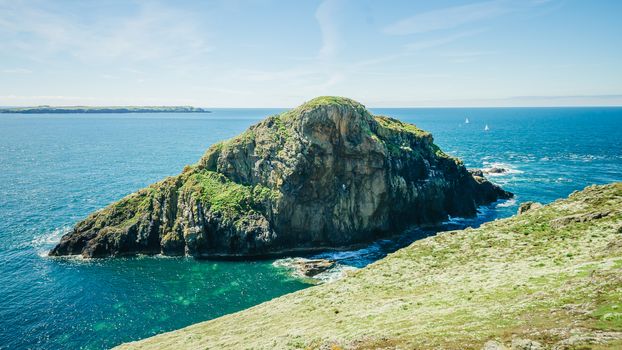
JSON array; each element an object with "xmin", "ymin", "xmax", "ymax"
[
  {"xmin": 180, "ymin": 170, "xmax": 278, "ymax": 219},
  {"xmin": 117, "ymin": 183, "xmax": 622, "ymax": 350}
]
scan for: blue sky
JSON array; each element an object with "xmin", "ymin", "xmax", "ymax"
[{"xmin": 1, "ymin": 0, "xmax": 621, "ymax": 107}]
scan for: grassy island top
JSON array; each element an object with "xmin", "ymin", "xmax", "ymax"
[
  {"xmin": 117, "ymin": 183, "xmax": 622, "ymax": 350},
  {"xmin": 0, "ymin": 106, "xmax": 210, "ymax": 113}
]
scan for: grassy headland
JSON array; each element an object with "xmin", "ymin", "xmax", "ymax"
[{"xmin": 117, "ymin": 183, "xmax": 622, "ymax": 349}]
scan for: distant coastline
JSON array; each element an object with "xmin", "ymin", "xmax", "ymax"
[{"xmin": 0, "ymin": 106, "xmax": 211, "ymax": 114}]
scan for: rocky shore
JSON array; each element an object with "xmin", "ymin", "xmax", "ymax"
[{"xmin": 50, "ymin": 96, "xmax": 511, "ymax": 258}]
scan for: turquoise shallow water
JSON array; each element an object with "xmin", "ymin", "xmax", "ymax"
[{"xmin": 0, "ymin": 107, "xmax": 621, "ymax": 349}]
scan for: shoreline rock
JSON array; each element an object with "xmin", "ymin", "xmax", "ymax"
[
  {"xmin": 485, "ymin": 167, "xmax": 508, "ymax": 174},
  {"xmin": 50, "ymin": 96, "xmax": 512, "ymax": 258},
  {"xmin": 274, "ymin": 258, "xmax": 336, "ymax": 278}
]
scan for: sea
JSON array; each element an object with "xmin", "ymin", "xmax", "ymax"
[{"xmin": 0, "ymin": 107, "xmax": 620, "ymax": 349}]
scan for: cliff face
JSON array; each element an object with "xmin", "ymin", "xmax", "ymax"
[{"xmin": 50, "ymin": 96, "xmax": 511, "ymax": 258}]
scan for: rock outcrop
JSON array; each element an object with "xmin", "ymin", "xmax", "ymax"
[
  {"xmin": 517, "ymin": 201, "xmax": 543, "ymax": 215},
  {"xmin": 275, "ymin": 258, "xmax": 336, "ymax": 278},
  {"xmin": 50, "ymin": 96, "xmax": 512, "ymax": 258}
]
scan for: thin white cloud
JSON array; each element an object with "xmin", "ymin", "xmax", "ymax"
[
  {"xmin": 1, "ymin": 68, "xmax": 32, "ymax": 74},
  {"xmin": 366, "ymin": 94, "xmax": 622, "ymax": 107},
  {"xmin": 405, "ymin": 29, "xmax": 485, "ymax": 50},
  {"xmin": 384, "ymin": 1, "xmax": 509, "ymax": 35},
  {"xmin": 440, "ymin": 51, "xmax": 497, "ymax": 58},
  {"xmin": 0, "ymin": 94, "xmax": 98, "ymax": 101},
  {"xmin": 0, "ymin": 1, "xmax": 211, "ymax": 64},
  {"xmin": 0, "ymin": 94, "xmax": 200, "ymax": 106},
  {"xmin": 232, "ymin": 68, "xmax": 317, "ymax": 82},
  {"xmin": 315, "ymin": 0, "xmax": 344, "ymax": 59}
]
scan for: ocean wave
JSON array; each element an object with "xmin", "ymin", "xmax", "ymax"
[
  {"xmin": 481, "ymin": 161, "xmax": 524, "ymax": 176},
  {"xmin": 312, "ymin": 265, "xmax": 359, "ymax": 283},
  {"xmin": 311, "ymin": 242, "xmax": 385, "ymax": 264},
  {"xmin": 31, "ymin": 226, "xmax": 70, "ymax": 257},
  {"xmin": 272, "ymin": 257, "xmax": 360, "ymax": 284},
  {"xmin": 495, "ymin": 197, "xmax": 517, "ymax": 208},
  {"xmin": 540, "ymin": 153, "xmax": 617, "ymax": 162}
]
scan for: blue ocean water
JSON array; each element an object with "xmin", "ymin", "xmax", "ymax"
[{"xmin": 0, "ymin": 107, "xmax": 620, "ymax": 349}]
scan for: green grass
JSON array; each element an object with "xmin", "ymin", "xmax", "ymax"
[
  {"xmin": 279, "ymin": 96, "xmax": 367, "ymax": 121},
  {"xmin": 181, "ymin": 170, "xmax": 277, "ymax": 221},
  {"xmin": 373, "ymin": 115, "xmax": 431, "ymax": 138},
  {"xmin": 116, "ymin": 183, "xmax": 622, "ymax": 350},
  {"xmin": 298, "ymin": 96, "xmax": 364, "ymax": 110}
]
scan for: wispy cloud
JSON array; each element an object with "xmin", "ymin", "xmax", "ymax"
[
  {"xmin": 1, "ymin": 68, "xmax": 32, "ymax": 74},
  {"xmin": 0, "ymin": 1, "xmax": 211, "ymax": 64},
  {"xmin": 0, "ymin": 94, "xmax": 200, "ymax": 106},
  {"xmin": 384, "ymin": 0, "xmax": 556, "ymax": 36},
  {"xmin": 440, "ymin": 50, "xmax": 497, "ymax": 63},
  {"xmin": 367, "ymin": 94, "xmax": 622, "ymax": 108},
  {"xmin": 315, "ymin": 0, "xmax": 344, "ymax": 59},
  {"xmin": 405, "ymin": 29, "xmax": 485, "ymax": 50},
  {"xmin": 384, "ymin": 1, "xmax": 509, "ymax": 35},
  {"xmin": 0, "ymin": 94, "xmax": 99, "ymax": 101},
  {"xmin": 440, "ymin": 51, "xmax": 497, "ymax": 58},
  {"xmin": 232, "ymin": 67, "xmax": 317, "ymax": 83}
]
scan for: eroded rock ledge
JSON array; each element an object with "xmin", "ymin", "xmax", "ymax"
[{"xmin": 50, "ymin": 96, "xmax": 511, "ymax": 258}]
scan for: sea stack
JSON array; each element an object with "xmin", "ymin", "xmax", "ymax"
[{"xmin": 50, "ymin": 96, "xmax": 512, "ymax": 258}]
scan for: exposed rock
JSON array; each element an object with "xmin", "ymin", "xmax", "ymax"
[
  {"xmin": 553, "ymin": 330, "xmax": 622, "ymax": 350},
  {"xmin": 471, "ymin": 167, "xmax": 509, "ymax": 176},
  {"xmin": 283, "ymin": 258, "xmax": 336, "ymax": 277},
  {"xmin": 518, "ymin": 201, "xmax": 543, "ymax": 215},
  {"xmin": 297, "ymin": 259, "xmax": 335, "ymax": 277},
  {"xmin": 511, "ymin": 338, "xmax": 543, "ymax": 350},
  {"xmin": 483, "ymin": 340, "xmax": 508, "ymax": 350},
  {"xmin": 550, "ymin": 210, "xmax": 612, "ymax": 228},
  {"xmin": 50, "ymin": 96, "xmax": 512, "ymax": 258},
  {"xmin": 485, "ymin": 167, "xmax": 508, "ymax": 174}
]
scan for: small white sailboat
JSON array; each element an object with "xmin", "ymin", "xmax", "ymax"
[
  {"xmin": 484, "ymin": 124, "xmax": 490, "ymax": 131},
  {"xmin": 465, "ymin": 117, "xmax": 470, "ymax": 124}
]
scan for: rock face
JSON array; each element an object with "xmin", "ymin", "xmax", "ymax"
[
  {"xmin": 517, "ymin": 201, "xmax": 543, "ymax": 215},
  {"xmin": 50, "ymin": 96, "xmax": 512, "ymax": 258}
]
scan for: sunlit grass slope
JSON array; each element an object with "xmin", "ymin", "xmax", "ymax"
[{"xmin": 117, "ymin": 183, "xmax": 622, "ymax": 350}]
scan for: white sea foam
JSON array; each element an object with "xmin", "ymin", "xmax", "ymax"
[
  {"xmin": 312, "ymin": 265, "xmax": 358, "ymax": 283},
  {"xmin": 31, "ymin": 226, "xmax": 71, "ymax": 257},
  {"xmin": 273, "ymin": 257, "xmax": 360, "ymax": 284},
  {"xmin": 495, "ymin": 197, "xmax": 517, "ymax": 208},
  {"xmin": 481, "ymin": 161, "xmax": 524, "ymax": 176}
]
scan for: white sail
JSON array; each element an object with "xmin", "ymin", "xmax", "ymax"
[
  {"xmin": 465, "ymin": 117, "xmax": 470, "ymax": 124},
  {"xmin": 484, "ymin": 124, "xmax": 490, "ymax": 131}
]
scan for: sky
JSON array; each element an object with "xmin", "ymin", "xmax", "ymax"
[{"xmin": 1, "ymin": 0, "xmax": 621, "ymax": 107}]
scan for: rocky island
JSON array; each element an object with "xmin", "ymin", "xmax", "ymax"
[
  {"xmin": 50, "ymin": 96, "xmax": 511, "ymax": 258},
  {"xmin": 0, "ymin": 106, "xmax": 210, "ymax": 113}
]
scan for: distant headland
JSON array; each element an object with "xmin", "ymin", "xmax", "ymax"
[{"xmin": 0, "ymin": 106, "xmax": 211, "ymax": 114}]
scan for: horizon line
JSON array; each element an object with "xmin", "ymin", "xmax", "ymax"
[{"xmin": 2, "ymin": 104, "xmax": 622, "ymax": 109}]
